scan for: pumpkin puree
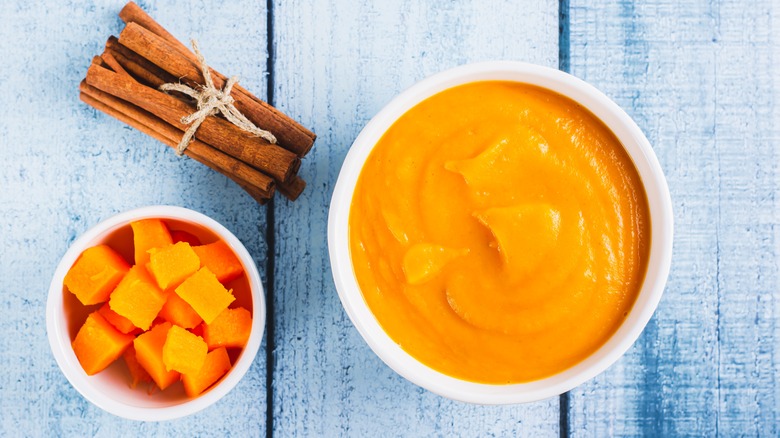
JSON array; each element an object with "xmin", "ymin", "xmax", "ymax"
[{"xmin": 349, "ymin": 81, "xmax": 650, "ymax": 383}]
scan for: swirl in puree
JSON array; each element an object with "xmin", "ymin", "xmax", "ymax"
[{"xmin": 349, "ymin": 81, "xmax": 650, "ymax": 383}]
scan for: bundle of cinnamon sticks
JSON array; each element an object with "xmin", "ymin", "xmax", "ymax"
[{"xmin": 80, "ymin": 2, "xmax": 315, "ymax": 204}]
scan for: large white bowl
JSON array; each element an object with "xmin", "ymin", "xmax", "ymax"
[
  {"xmin": 328, "ymin": 61, "xmax": 673, "ymax": 404},
  {"xmin": 47, "ymin": 205, "xmax": 265, "ymax": 420}
]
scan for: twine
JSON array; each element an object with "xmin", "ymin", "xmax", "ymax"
[{"xmin": 160, "ymin": 39, "xmax": 277, "ymax": 155}]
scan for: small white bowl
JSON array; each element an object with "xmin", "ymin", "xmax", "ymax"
[
  {"xmin": 328, "ymin": 61, "xmax": 673, "ymax": 404},
  {"xmin": 47, "ymin": 205, "xmax": 265, "ymax": 421}
]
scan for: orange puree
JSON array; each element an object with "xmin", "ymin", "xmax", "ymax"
[{"xmin": 348, "ymin": 81, "xmax": 650, "ymax": 384}]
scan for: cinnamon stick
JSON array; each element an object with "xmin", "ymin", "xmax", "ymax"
[
  {"xmin": 119, "ymin": 22, "xmax": 315, "ymax": 157},
  {"xmin": 277, "ymin": 175, "xmax": 306, "ymax": 201},
  {"xmin": 100, "ymin": 52, "xmax": 129, "ymax": 77},
  {"xmin": 105, "ymin": 36, "xmax": 174, "ymax": 88},
  {"xmin": 117, "ymin": 6, "xmax": 317, "ymax": 150},
  {"xmin": 83, "ymin": 1, "xmax": 312, "ymax": 202},
  {"xmin": 118, "ymin": 1, "xmax": 191, "ymax": 56},
  {"xmin": 79, "ymin": 91, "xmax": 272, "ymax": 204},
  {"xmin": 90, "ymin": 50, "xmax": 300, "ymax": 201},
  {"xmin": 86, "ymin": 62, "xmax": 299, "ymax": 183},
  {"xmin": 91, "ymin": 55, "xmax": 108, "ymax": 70}
]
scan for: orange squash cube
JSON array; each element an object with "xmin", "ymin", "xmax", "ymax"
[
  {"xmin": 97, "ymin": 302, "xmax": 137, "ymax": 334},
  {"xmin": 146, "ymin": 242, "xmax": 200, "ymax": 290},
  {"xmin": 131, "ymin": 219, "xmax": 173, "ymax": 266},
  {"xmin": 182, "ymin": 347, "xmax": 232, "ymax": 397},
  {"xmin": 162, "ymin": 325, "xmax": 208, "ymax": 375},
  {"xmin": 109, "ymin": 265, "xmax": 167, "ymax": 331},
  {"xmin": 159, "ymin": 292, "xmax": 203, "ymax": 329},
  {"xmin": 203, "ymin": 307, "xmax": 252, "ymax": 350},
  {"xmin": 192, "ymin": 240, "xmax": 244, "ymax": 283},
  {"xmin": 64, "ymin": 245, "xmax": 130, "ymax": 305},
  {"xmin": 122, "ymin": 344, "xmax": 153, "ymax": 389},
  {"xmin": 133, "ymin": 322, "xmax": 180, "ymax": 390},
  {"xmin": 72, "ymin": 311, "xmax": 134, "ymax": 375},
  {"xmin": 175, "ymin": 267, "xmax": 235, "ymax": 324}
]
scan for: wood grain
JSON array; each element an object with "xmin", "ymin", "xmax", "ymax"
[
  {"xmin": 0, "ymin": 1, "xmax": 268, "ymax": 435},
  {"xmin": 269, "ymin": 0, "xmax": 559, "ymax": 436},
  {"xmin": 3, "ymin": 0, "xmax": 779, "ymax": 435},
  {"xmin": 566, "ymin": 0, "xmax": 780, "ymax": 435}
]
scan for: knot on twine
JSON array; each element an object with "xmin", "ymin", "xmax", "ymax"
[{"xmin": 159, "ymin": 39, "xmax": 277, "ymax": 155}]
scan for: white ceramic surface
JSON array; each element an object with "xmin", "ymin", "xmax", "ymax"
[
  {"xmin": 328, "ymin": 61, "xmax": 674, "ymax": 404},
  {"xmin": 46, "ymin": 206, "xmax": 266, "ymax": 421}
]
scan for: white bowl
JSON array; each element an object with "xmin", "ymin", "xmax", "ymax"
[
  {"xmin": 46, "ymin": 205, "xmax": 265, "ymax": 420},
  {"xmin": 328, "ymin": 61, "xmax": 673, "ymax": 404}
]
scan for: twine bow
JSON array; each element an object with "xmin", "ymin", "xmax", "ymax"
[{"xmin": 160, "ymin": 39, "xmax": 277, "ymax": 155}]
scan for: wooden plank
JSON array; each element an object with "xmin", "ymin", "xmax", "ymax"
[
  {"xmin": 270, "ymin": 0, "xmax": 559, "ymax": 436},
  {"xmin": 566, "ymin": 0, "xmax": 780, "ymax": 435},
  {"xmin": 0, "ymin": 1, "xmax": 268, "ymax": 434}
]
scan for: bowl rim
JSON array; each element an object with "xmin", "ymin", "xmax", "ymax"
[
  {"xmin": 327, "ymin": 61, "xmax": 673, "ymax": 404},
  {"xmin": 46, "ymin": 205, "xmax": 266, "ymax": 421}
]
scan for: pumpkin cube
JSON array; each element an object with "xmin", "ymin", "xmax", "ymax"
[
  {"xmin": 146, "ymin": 242, "xmax": 200, "ymax": 290},
  {"xmin": 175, "ymin": 267, "xmax": 235, "ymax": 324},
  {"xmin": 162, "ymin": 325, "xmax": 208, "ymax": 375},
  {"xmin": 131, "ymin": 219, "xmax": 173, "ymax": 266},
  {"xmin": 97, "ymin": 302, "xmax": 137, "ymax": 334},
  {"xmin": 182, "ymin": 347, "xmax": 232, "ymax": 397},
  {"xmin": 133, "ymin": 322, "xmax": 180, "ymax": 390},
  {"xmin": 109, "ymin": 265, "xmax": 167, "ymax": 331},
  {"xmin": 122, "ymin": 344, "xmax": 152, "ymax": 389},
  {"xmin": 203, "ymin": 307, "xmax": 252, "ymax": 350},
  {"xmin": 72, "ymin": 311, "xmax": 134, "ymax": 376},
  {"xmin": 64, "ymin": 245, "xmax": 130, "ymax": 305},
  {"xmin": 159, "ymin": 292, "xmax": 202, "ymax": 329},
  {"xmin": 192, "ymin": 240, "xmax": 244, "ymax": 283}
]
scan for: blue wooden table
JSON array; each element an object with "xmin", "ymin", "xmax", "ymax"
[{"xmin": 1, "ymin": 0, "xmax": 777, "ymax": 436}]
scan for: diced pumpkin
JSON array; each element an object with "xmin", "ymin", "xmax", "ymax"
[
  {"xmin": 133, "ymin": 322, "xmax": 180, "ymax": 390},
  {"xmin": 98, "ymin": 302, "xmax": 137, "ymax": 334},
  {"xmin": 162, "ymin": 325, "xmax": 208, "ymax": 375},
  {"xmin": 203, "ymin": 307, "xmax": 252, "ymax": 350},
  {"xmin": 182, "ymin": 347, "xmax": 232, "ymax": 397},
  {"xmin": 159, "ymin": 292, "xmax": 202, "ymax": 329},
  {"xmin": 146, "ymin": 242, "xmax": 200, "ymax": 290},
  {"xmin": 64, "ymin": 245, "xmax": 130, "ymax": 305},
  {"xmin": 175, "ymin": 267, "xmax": 235, "ymax": 324},
  {"xmin": 170, "ymin": 230, "xmax": 201, "ymax": 246},
  {"xmin": 192, "ymin": 240, "xmax": 244, "ymax": 283},
  {"xmin": 122, "ymin": 344, "xmax": 153, "ymax": 389},
  {"xmin": 109, "ymin": 265, "xmax": 167, "ymax": 331},
  {"xmin": 131, "ymin": 219, "xmax": 173, "ymax": 266},
  {"xmin": 72, "ymin": 311, "xmax": 134, "ymax": 375}
]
